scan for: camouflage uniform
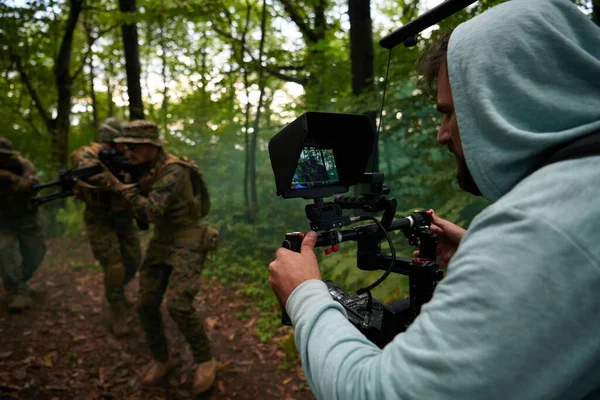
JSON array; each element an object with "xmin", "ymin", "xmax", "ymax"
[
  {"xmin": 0, "ymin": 138, "xmax": 46, "ymax": 304},
  {"xmin": 114, "ymin": 121, "xmax": 212, "ymax": 364},
  {"xmin": 71, "ymin": 118, "xmax": 142, "ymax": 332}
]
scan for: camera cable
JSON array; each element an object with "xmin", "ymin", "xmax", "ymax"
[{"xmin": 356, "ymin": 215, "xmax": 396, "ymax": 324}]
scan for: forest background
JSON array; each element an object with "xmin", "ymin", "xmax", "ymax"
[{"xmin": 1, "ymin": 0, "xmax": 598, "ymax": 341}]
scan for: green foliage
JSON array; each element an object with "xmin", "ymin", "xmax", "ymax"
[{"xmin": 55, "ymin": 197, "xmax": 86, "ymax": 236}]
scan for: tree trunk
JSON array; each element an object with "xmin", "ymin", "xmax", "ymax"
[
  {"xmin": 593, "ymin": 0, "xmax": 599, "ymax": 25},
  {"xmin": 119, "ymin": 0, "xmax": 144, "ymax": 120},
  {"xmin": 240, "ymin": 3, "xmax": 252, "ymax": 214},
  {"xmin": 159, "ymin": 22, "xmax": 169, "ymax": 128},
  {"xmin": 348, "ymin": 0, "xmax": 377, "ymax": 172},
  {"xmin": 278, "ymin": 0, "xmax": 328, "ymax": 107},
  {"xmin": 198, "ymin": 35, "xmax": 208, "ymax": 139},
  {"xmin": 83, "ymin": 17, "xmax": 98, "ymax": 128},
  {"xmin": 106, "ymin": 75, "xmax": 114, "ymax": 117},
  {"xmin": 349, "ymin": 0, "xmax": 373, "ymax": 96},
  {"xmin": 52, "ymin": 0, "xmax": 83, "ymax": 168},
  {"xmin": 248, "ymin": 0, "xmax": 268, "ymax": 216},
  {"xmin": 308, "ymin": 0, "xmax": 327, "ymax": 109},
  {"xmin": 88, "ymin": 56, "xmax": 98, "ymax": 128},
  {"xmin": 243, "ymin": 69, "xmax": 251, "ymax": 214},
  {"xmin": 105, "ymin": 55, "xmax": 115, "ymax": 117}
]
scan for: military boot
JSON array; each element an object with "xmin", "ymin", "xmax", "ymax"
[
  {"xmin": 192, "ymin": 359, "xmax": 216, "ymax": 395},
  {"xmin": 141, "ymin": 360, "xmax": 171, "ymax": 385},
  {"xmin": 109, "ymin": 301, "xmax": 130, "ymax": 337},
  {"xmin": 8, "ymin": 295, "xmax": 33, "ymax": 312}
]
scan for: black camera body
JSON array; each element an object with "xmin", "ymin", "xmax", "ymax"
[{"xmin": 269, "ymin": 112, "xmax": 443, "ymax": 348}]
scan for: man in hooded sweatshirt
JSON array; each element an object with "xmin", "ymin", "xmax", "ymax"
[{"xmin": 268, "ymin": 1, "xmax": 600, "ymax": 399}]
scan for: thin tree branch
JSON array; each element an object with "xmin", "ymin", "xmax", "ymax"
[
  {"xmin": 264, "ymin": 66, "xmax": 306, "ymax": 85},
  {"xmin": 269, "ymin": 64, "xmax": 306, "ymax": 71},
  {"xmin": 277, "ymin": 0, "xmax": 318, "ymax": 43},
  {"xmin": 212, "ymin": 25, "xmax": 308, "ymax": 85},
  {"xmin": 9, "ymin": 51, "xmax": 52, "ymax": 126},
  {"xmin": 71, "ymin": 23, "xmax": 119, "ymax": 80}
]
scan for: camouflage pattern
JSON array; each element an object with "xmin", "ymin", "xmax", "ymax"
[
  {"xmin": 137, "ymin": 242, "xmax": 211, "ymax": 363},
  {"xmin": 119, "ymin": 149, "xmax": 211, "ymax": 363},
  {"xmin": 0, "ymin": 155, "xmax": 46, "ymax": 296},
  {"xmin": 0, "ymin": 214, "xmax": 46, "ymax": 296},
  {"xmin": 71, "ymin": 143, "xmax": 142, "ymax": 306},
  {"xmin": 84, "ymin": 206, "xmax": 142, "ymax": 304},
  {"xmin": 97, "ymin": 117, "xmax": 124, "ymax": 143},
  {"xmin": 71, "ymin": 143, "xmax": 122, "ymax": 191},
  {"xmin": 0, "ymin": 156, "xmax": 38, "ymax": 215},
  {"xmin": 113, "ymin": 120, "xmax": 166, "ymax": 147},
  {"xmin": 0, "ymin": 137, "xmax": 19, "ymax": 155}
]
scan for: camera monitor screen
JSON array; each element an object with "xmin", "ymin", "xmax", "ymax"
[{"xmin": 291, "ymin": 147, "xmax": 339, "ymax": 189}]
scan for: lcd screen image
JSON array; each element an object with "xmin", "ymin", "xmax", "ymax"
[{"xmin": 291, "ymin": 148, "xmax": 339, "ymax": 189}]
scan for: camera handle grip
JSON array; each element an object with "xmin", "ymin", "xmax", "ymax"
[{"xmin": 280, "ymin": 232, "xmax": 305, "ymax": 326}]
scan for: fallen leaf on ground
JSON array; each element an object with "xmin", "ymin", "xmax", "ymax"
[{"xmin": 205, "ymin": 316, "xmax": 220, "ymax": 329}]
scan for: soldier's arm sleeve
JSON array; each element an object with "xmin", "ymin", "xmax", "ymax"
[
  {"xmin": 11, "ymin": 158, "xmax": 39, "ymax": 193},
  {"xmin": 119, "ymin": 164, "xmax": 185, "ymax": 223},
  {"xmin": 73, "ymin": 147, "xmax": 113, "ymax": 187}
]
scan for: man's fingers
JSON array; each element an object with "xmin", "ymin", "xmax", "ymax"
[
  {"xmin": 301, "ymin": 231, "xmax": 318, "ymax": 253},
  {"xmin": 429, "ymin": 224, "xmax": 443, "ymax": 234},
  {"xmin": 428, "ymin": 209, "xmax": 449, "ymax": 229}
]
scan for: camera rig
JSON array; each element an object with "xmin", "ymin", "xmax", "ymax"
[
  {"xmin": 268, "ymin": 0, "xmax": 481, "ymax": 347},
  {"xmin": 269, "ymin": 112, "xmax": 443, "ymax": 348}
]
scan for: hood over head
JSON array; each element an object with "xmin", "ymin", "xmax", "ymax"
[{"xmin": 447, "ymin": 0, "xmax": 600, "ymax": 201}]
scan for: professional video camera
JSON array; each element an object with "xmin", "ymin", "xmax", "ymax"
[{"xmin": 268, "ymin": 112, "xmax": 443, "ymax": 348}]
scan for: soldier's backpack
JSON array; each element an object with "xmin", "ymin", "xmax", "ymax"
[
  {"xmin": 162, "ymin": 155, "xmax": 217, "ymax": 251},
  {"xmin": 162, "ymin": 154, "xmax": 211, "ymax": 219}
]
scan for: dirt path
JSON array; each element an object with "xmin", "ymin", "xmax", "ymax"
[{"xmin": 0, "ymin": 236, "xmax": 315, "ymax": 399}]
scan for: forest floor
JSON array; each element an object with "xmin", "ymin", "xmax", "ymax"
[{"xmin": 0, "ymin": 234, "xmax": 315, "ymax": 400}]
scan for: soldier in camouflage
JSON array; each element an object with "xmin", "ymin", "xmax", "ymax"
[
  {"xmin": 71, "ymin": 118, "xmax": 142, "ymax": 337},
  {"xmin": 0, "ymin": 138, "xmax": 46, "ymax": 312},
  {"xmin": 109, "ymin": 120, "xmax": 216, "ymax": 395}
]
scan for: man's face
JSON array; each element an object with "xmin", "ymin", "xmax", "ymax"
[
  {"xmin": 436, "ymin": 64, "xmax": 481, "ymax": 196},
  {"xmin": 125, "ymin": 143, "xmax": 160, "ymax": 165}
]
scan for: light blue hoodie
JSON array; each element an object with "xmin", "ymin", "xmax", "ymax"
[{"xmin": 285, "ymin": 1, "xmax": 600, "ymax": 399}]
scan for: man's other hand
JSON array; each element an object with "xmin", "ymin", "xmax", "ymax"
[
  {"xmin": 269, "ymin": 231, "xmax": 321, "ymax": 308},
  {"xmin": 427, "ymin": 209, "xmax": 466, "ymax": 267}
]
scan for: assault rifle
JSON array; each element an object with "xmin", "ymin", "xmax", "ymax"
[
  {"xmin": 31, "ymin": 165, "xmax": 104, "ymax": 205},
  {"xmin": 32, "ymin": 160, "xmax": 150, "ymax": 231}
]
